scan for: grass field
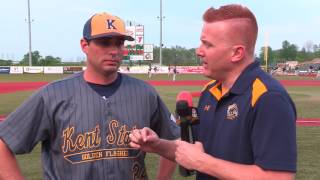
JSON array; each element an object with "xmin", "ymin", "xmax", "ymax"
[{"xmin": 0, "ymin": 73, "xmax": 320, "ymax": 179}]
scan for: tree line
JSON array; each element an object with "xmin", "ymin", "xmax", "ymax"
[
  {"xmin": 0, "ymin": 51, "xmax": 85, "ymax": 66},
  {"xmin": 259, "ymin": 40, "xmax": 320, "ymax": 66},
  {"xmin": 1, "ymin": 40, "xmax": 319, "ymax": 66}
]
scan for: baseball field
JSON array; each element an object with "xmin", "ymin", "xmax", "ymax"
[{"xmin": 0, "ymin": 73, "xmax": 319, "ymax": 179}]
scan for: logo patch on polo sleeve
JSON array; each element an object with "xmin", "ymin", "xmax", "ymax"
[{"xmin": 226, "ymin": 103, "xmax": 239, "ymax": 120}]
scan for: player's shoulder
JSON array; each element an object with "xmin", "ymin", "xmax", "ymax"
[
  {"xmin": 121, "ymin": 73, "xmax": 150, "ymax": 86},
  {"xmin": 255, "ymin": 71, "xmax": 287, "ymax": 94},
  {"xmin": 48, "ymin": 72, "xmax": 82, "ymax": 86},
  {"xmin": 251, "ymin": 70, "xmax": 292, "ymax": 107},
  {"xmin": 38, "ymin": 72, "xmax": 83, "ymax": 94},
  {"xmin": 20, "ymin": 73, "xmax": 82, "ymax": 104},
  {"xmin": 121, "ymin": 73, "xmax": 157, "ymax": 92}
]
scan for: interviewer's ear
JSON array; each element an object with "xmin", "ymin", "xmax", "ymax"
[{"xmin": 231, "ymin": 45, "xmax": 245, "ymax": 63}]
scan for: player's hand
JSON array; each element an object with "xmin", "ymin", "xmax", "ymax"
[
  {"xmin": 174, "ymin": 140, "xmax": 205, "ymax": 170},
  {"xmin": 129, "ymin": 127, "xmax": 160, "ymax": 153}
]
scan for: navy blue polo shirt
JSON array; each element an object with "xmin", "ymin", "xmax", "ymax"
[{"xmin": 194, "ymin": 61, "xmax": 297, "ymax": 180}]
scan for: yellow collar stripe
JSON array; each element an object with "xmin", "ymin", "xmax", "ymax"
[
  {"xmin": 251, "ymin": 78, "xmax": 268, "ymax": 107},
  {"xmin": 209, "ymin": 82, "xmax": 222, "ymax": 101},
  {"xmin": 201, "ymin": 80, "xmax": 216, "ymax": 92}
]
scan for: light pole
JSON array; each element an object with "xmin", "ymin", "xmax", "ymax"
[
  {"xmin": 159, "ymin": 0, "xmax": 163, "ymax": 67},
  {"xmin": 264, "ymin": 32, "xmax": 269, "ymax": 72},
  {"xmin": 27, "ymin": 0, "xmax": 32, "ymax": 66}
]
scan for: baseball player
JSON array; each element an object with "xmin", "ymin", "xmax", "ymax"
[
  {"xmin": 172, "ymin": 67, "xmax": 177, "ymax": 81},
  {"xmin": 0, "ymin": 12, "xmax": 179, "ymax": 180}
]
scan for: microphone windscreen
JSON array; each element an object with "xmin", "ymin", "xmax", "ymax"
[
  {"xmin": 176, "ymin": 101, "xmax": 190, "ymax": 117},
  {"xmin": 176, "ymin": 91, "xmax": 193, "ymax": 107}
]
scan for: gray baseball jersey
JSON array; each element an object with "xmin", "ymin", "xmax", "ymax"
[{"xmin": 0, "ymin": 72, "xmax": 179, "ymax": 180}]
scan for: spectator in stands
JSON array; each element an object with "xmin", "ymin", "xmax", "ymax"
[
  {"xmin": 316, "ymin": 66, "xmax": 320, "ymax": 79},
  {"xmin": 282, "ymin": 67, "xmax": 286, "ymax": 74},
  {"xmin": 309, "ymin": 65, "xmax": 314, "ymax": 73}
]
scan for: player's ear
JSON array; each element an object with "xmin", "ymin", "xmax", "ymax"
[
  {"xmin": 230, "ymin": 45, "xmax": 245, "ymax": 63},
  {"xmin": 80, "ymin": 38, "xmax": 90, "ymax": 53}
]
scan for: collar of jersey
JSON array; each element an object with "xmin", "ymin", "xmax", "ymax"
[
  {"xmin": 229, "ymin": 61, "xmax": 262, "ymax": 95},
  {"xmin": 204, "ymin": 60, "xmax": 262, "ymax": 100}
]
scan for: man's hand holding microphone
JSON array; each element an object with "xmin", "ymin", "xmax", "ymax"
[{"xmin": 129, "ymin": 91, "xmax": 206, "ymax": 176}]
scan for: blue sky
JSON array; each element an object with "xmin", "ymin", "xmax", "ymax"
[{"xmin": 1, "ymin": 0, "xmax": 319, "ymax": 61}]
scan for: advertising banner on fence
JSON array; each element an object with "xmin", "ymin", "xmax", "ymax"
[
  {"xmin": 0, "ymin": 67, "xmax": 10, "ymax": 74},
  {"xmin": 44, "ymin": 66, "xmax": 64, "ymax": 74},
  {"xmin": 63, "ymin": 66, "xmax": 83, "ymax": 74},
  {"xmin": 130, "ymin": 55, "xmax": 144, "ymax": 61},
  {"xmin": 10, "ymin": 66, "xmax": 23, "ymax": 74},
  {"xmin": 24, "ymin": 66, "xmax": 44, "ymax": 74},
  {"xmin": 176, "ymin": 66, "xmax": 204, "ymax": 74}
]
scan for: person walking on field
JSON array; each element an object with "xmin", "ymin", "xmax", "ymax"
[
  {"xmin": 148, "ymin": 66, "xmax": 152, "ymax": 78},
  {"xmin": 130, "ymin": 4, "xmax": 296, "ymax": 180},
  {"xmin": 316, "ymin": 67, "xmax": 320, "ymax": 79},
  {"xmin": 172, "ymin": 66, "xmax": 177, "ymax": 81},
  {"xmin": 0, "ymin": 12, "xmax": 179, "ymax": 180}
]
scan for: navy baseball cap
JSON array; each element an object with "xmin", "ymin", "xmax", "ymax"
[{"xmin": 83, "ymin": 12, "xmax": 134, "ymax": 41}]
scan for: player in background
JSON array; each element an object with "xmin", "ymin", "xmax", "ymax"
[
  {"xmin": 0, "ymin": 12, "xmax": 179, "ymax": 180},
  {"xmin": 316, "ymin": 67, "xmax": 320, "ymax": 79},
  {"xmin": 130, "ymin": 4, "xmax": 296, "ymax": 180},
  {"xmin": 172, "ymin": 66, "xmax": 177, "ymax": 81},
  {"xmin": 153, "ymin": 66, "xmax": 158, "ymax": 75},
  {"xmin": 148, "ymin": 65, "xmax": 152, "ymax": 78}
]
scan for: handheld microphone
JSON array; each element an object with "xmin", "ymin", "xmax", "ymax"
[{"xmin": 176, "ymin": 91, "xmax": 199, "ymax": 176}]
